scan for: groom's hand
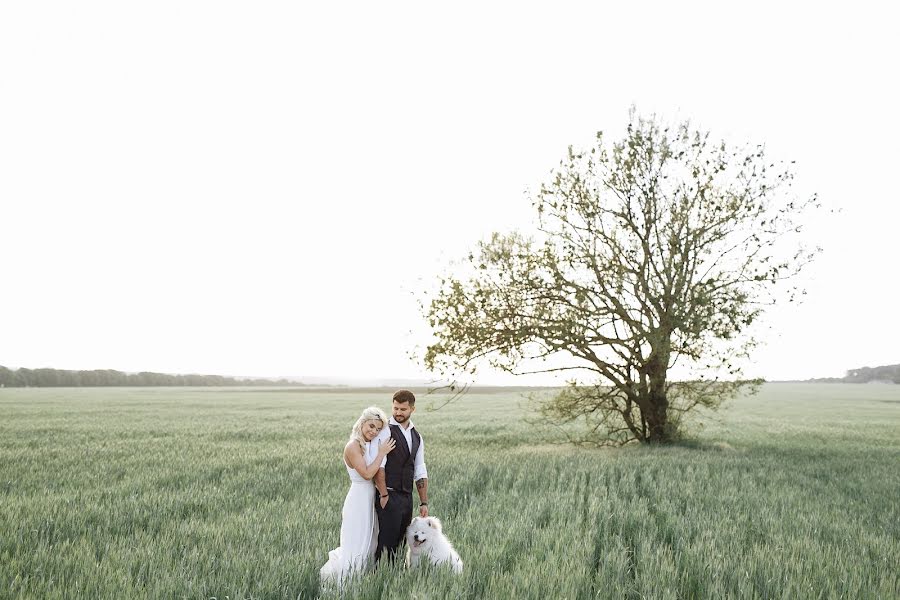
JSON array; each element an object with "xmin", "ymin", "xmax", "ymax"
[
  {"xmin": 419, "ymin": 504, "xmax": 428, "ymax": 518},
  {"xmin": 379, "ymin": 494, "xmax": 389, "ymax": 509}
]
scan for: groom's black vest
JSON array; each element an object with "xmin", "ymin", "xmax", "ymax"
[{"xmin": 384, "ymin": 424, "xmax": 421, "ymax": 493}]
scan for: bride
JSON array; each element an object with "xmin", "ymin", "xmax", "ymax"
[{"xmin": 320, "ymin": 406, "xmax": 396, "ymax": 584}]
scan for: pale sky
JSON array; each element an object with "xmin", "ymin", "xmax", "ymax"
[{"xmin": 1, "ymin": 1, "xmax": 897, "ymax": 384}]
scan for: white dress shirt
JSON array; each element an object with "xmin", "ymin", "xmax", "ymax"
[
  {"xmin": 375, "ymin": 417, "xmax": 427, "ymax": 482},
  {"xmin": 364, "ymin": 439, "xmax": 380, "ymax": 466}
]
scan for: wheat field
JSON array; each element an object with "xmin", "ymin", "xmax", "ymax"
[{"xmin": 1, "ymin": 384, "xmax": 898, "ymax": 599}]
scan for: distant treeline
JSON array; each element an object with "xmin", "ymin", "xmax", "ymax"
[
  {"xmin": 810, "ymin": 363, "xmax": 900, "ymax": 384},
  {"xmin": 0, "ymin": 366, "xmax": 298, "ymax": 387}
]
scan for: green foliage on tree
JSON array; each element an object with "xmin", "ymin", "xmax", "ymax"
[{"xmin": 424, "ymin": 110, "xmax": 820, "ymax": 444}]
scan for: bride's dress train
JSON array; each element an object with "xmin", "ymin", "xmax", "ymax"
[{"xmin": 320, "ymin": 445, "xmax": 379, "ymax": 584}]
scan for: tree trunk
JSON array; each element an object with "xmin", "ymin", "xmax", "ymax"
[
  {"xmin": 645, "ymin": 386, "xmax": 669, "ymax": 442},
  {"xmin": 643, "ymin": 347, "xmax": 671, "ymax": 443}
]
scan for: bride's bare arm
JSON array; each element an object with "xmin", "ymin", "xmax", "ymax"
[{"xmin": 343, "ymin": 439, "xmax": 395, "ymax": 481}]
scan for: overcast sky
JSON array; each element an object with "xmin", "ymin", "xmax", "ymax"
[{"xmin": 1, "ymin": 1, "xmax": 897, "ymax": 384}]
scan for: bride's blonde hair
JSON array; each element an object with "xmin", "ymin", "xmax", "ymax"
[{"xmin": 349, "ymin": 406, "xmax": 389, "ymax": 450}]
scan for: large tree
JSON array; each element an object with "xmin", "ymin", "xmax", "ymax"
[{"xmin": 423, "ymin": 111, "xmax": 819, "ymax": 444}]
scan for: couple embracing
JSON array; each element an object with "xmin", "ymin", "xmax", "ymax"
[{"xmin": 320, "ymin": 390, "xmax": 428, "ymax": 584}]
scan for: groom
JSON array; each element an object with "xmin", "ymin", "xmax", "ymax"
[{"xmin": 373, "ymin": 389, "xmax": 428, "ymax": 564}]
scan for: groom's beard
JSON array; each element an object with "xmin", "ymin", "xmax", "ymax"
[{"xmin": 393, "ymin": 415, "xmax": 406, "ymax": 423}]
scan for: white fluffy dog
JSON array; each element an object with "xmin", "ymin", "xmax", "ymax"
[{"xmin": 405, "ymin": 516, "xmax": 463, "ymax": 574}]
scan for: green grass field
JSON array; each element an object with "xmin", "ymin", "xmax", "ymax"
[{"xmin": 1, "ymin": 384, "xmax": 898, "ymax": 599}]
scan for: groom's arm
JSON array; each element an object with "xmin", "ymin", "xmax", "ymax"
[
  {"xmin": 374, "ymin": 468, "xmax": 389, "ymax": 508},
  {"xmin": 415, "ymin": 477, "xmax": 428, "ymax": 516},
  {"xmin": 373, "ymin": 427, "xmax": 390, "ymax": 508},
  {"xmin": 415, "ymin": 436, "xmax": 428, "ymax": 516}
]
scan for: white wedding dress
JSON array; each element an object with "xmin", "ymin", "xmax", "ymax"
[{"xmin": 319, "ymin": 443, "xmax": 379, "ymax": 585}]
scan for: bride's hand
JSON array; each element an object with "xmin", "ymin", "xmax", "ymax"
[{"xmin": 378, "ymin": 437, "xmax": 396, "ymax": 456}]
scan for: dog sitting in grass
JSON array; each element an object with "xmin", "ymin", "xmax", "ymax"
[{"xmin": 405, "ymin": 516, "xmax": 463, "ymax": 573}]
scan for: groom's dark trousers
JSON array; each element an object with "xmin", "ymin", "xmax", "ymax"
[
  {"xmin": 374, "ymin": 490, "xmax": 412, "ymax": 564},
  {"xmin": 374, "ymin": 423, "xmax": 421, "ymax": 564}
]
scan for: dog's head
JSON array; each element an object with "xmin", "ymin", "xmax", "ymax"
[{"xmin": 406, "ymin": 516, "xmax": 443, "ymax": 550}]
